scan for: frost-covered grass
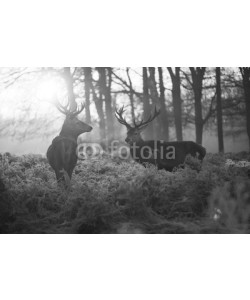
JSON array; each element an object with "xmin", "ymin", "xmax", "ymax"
[{"xmin": 0, "ymin": 151, "xmax": 250, "ymax": 233}]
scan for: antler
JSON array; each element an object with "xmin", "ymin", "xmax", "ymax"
[
  {"xmin": 115, "ymin": 106, "xmax": 161, "ymax": 130},
  {"xmin": 55, "ymin": 100, "xmax": 70, "ymax": 115},
  {"xmin": 56, "ymin": 98, "xmax": 85, "ymax": 117},
  {"xmin": 71, "ymin": 102, "xmax": 85, "ymax": 117},
  {"xmin": 115, "ymin": 106, "xmax": 132, "ymax": 129},
  {"xmin": 134, "ymin": 106, "xmax": 161, "ymax": 129}
]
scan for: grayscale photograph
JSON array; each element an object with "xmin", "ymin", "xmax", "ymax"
[{"xmin": 0, "ymin": 67, "xmax": 249, "ymax": 234}]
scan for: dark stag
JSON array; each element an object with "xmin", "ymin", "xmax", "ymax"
[
  {"xmin": 47, "ymin": 100, "xmax": 92, "ymax": 186},
  {"xmin": 115, "ymin": 106, "xmax": 206, "ymax": 171}
]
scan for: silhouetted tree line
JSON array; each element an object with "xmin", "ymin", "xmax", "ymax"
[{"xmin": 0, "ymin": 67, "xmax": 249, "ymax": 151}]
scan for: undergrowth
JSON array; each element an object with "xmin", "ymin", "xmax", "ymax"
[{"xmin": 0, "ymin": 152, "xmax": 249, "ymax": 233}]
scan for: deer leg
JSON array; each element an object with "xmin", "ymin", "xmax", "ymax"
[
  {"xmin": 65, "ymin": 159, "xmax": 77, "ymax": 179},
  {"xmin": 55, "ymin": 169, "xmax": 66, "ymax": 186},
  {"xmin": 68, "ymin": 169, "xmax": 74, "ymax": 179}
]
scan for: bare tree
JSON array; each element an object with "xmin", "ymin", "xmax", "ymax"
[
  {"xmin": 61, "ymin": 67, "xmax": 77, "ymax": 111},
  {"xmin": 189, "ymin": 67, "xmax": 206, "ymax": 144},
  {"xmin": 216, "ymin": 67, "xmax": 224, "ymax": 152},
  {"xmin": 105, "ymin": 67, "xmax": 114, "ymax": 140},
  {"xmin": 167, "ymin": 67, "xmax": 183, "ymax": 141},
  {"xmin": 142, "ymin": 67, "xmax": 153, "ymax": 139},
  {"xmin": 97, "ymin": 67, "xmax": 114, "ymax": 141},
  {"xmin": 111, "ymin": 68, "xmax": 143, "ymax": 122},
  {"xmin": 158, "ymin": 67, "xmax": 169, "ymax": 141},
  {"xmin": 126, "ymin": 68, "xmax": 136, "ymax": 122},
  {"xmin": 83, "ymin": 67, "xmax": 92, "ymax": 124},
  {"xmin": 239, "ymin": 67, "xmax": 250, "ymax": 149},
  {"xmin": 89, "ymin": 68, "xmax": 106, "ymax": 140},
  {"xmin": 148, "ymin": 67, "xmax": 161, "ymax": 139}
]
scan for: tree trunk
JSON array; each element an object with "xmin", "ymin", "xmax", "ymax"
[
  {"xmin": 148, "ymin": 67, "xmax": 161, "ymax": 139},
  {"xmin": 216, "ymin": 67, "xmax": 224, "ymax": 152},
  {"xmin": 142, "ymin": 67, "xmax": 153, "ymax": 139},
  {"xmin": 126, "ymin": 68, "xmax": 135, "ymax": 122},
  {"xmin": 97, "ymin": 67, "xmax": 114, "ymax": 142},
  {"xmin": 158, "ymin": 67, "xmax": 169, "ymax": 141},
  {"xmin": 62, "ymin": 67, "xmax": 76, "ymax": 111},
  {"xmin": 148, "ymin": 67, "xmax": 159, "ymax": 102},
  {"xmin": 167, "ymin": 67, "xmax": 183, "ymax": 141},
  {"xmin": 240, "ymin": 67, "xmax": 250, "ymax": 149},
  {"xmin": 90, "ymin": 68, "xmax": 106, "ymax": 141},
  {"xmin": 105, "ymin": 67, "xmax": 114, "ymax": 140},
  {"xmin": 83, "ymin": 67, "xmax": 91, "ymax": 124},
  {"xmin": 194, "ymin": 86, "xmax": 203, "ymax": 145},
  {"xmin": 190, "ymin": 67, "xmax": 206, "ymax": 144}
]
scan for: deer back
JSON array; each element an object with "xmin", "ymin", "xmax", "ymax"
[{"xmin": 129, "ymin": 140, "xmax": 206, "ymax": 171}]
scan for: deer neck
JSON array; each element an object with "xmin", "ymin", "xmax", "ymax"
[
  {"xmin": 136, "ymin": 136, "xmax": 144, "ymax": 145},
  {"xmin": 131, "ymin": 136, "xmax": 144, "ymax": 147},
  {"xmin": 59, "ymin": 124, "xmax": 79, "ymax": 142}
]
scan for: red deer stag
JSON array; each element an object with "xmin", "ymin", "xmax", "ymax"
[
  {"xmin": 47, "ymin": 100, "xmax": 92, "ymax": 185},
  {"xmin": 115, "ymin": 106, "xmax": 206, "ymax": 171}
]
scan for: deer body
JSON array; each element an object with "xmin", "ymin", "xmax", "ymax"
[
  {"xmin": 47, "ymin": 136, "xmax": 78, "ymax": 182},
  {"xmin": 129, "ymin": 140, "xmax": 206, "ymax": 171},
  {"xmin": 115, "ymin": 106, "xmax": 206, "ymax": 171},
  {"xmin": 47, "ymin": 101, "xmax": 92, "ymax": 185}
]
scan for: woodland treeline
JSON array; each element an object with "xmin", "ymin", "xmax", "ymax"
[{"xmin": 0, "ymin": 67, "xmax": 250, "ymax": 151}]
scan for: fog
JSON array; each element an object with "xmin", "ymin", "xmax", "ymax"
[{"xmin": 0, "ymin": 128, "xmax": 248, "ymax": 156}]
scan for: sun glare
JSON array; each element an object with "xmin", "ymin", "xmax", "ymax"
[{"xmin": 36, "ymin": 77, "xmax": 65, "ymax": 103}]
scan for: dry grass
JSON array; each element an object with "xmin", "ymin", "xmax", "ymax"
[{"xmin": 0, "ymin": 151, "xmax": 250, "ymax": 233}]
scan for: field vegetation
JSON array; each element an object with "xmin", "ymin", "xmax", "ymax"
[{"xmin": 0, "ymin": 152, "xmax": 250, "ymax": 234}]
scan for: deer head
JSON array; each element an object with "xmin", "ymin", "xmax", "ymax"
[
  {"xmin": 115, "ymin": 106, "xmax": 160, "ymax": 144},
  {"xmin": 56, "ymin": 99, "xmax": 92, "ymax": 138}
]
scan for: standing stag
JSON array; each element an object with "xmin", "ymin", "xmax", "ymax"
[
  {"xmin": 47, "ymin": 100, "xmax": 92, "ymax": 185},
  {"xmin": 115, "ymin": 107, "xmax": 206, "ymax": 171}
]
